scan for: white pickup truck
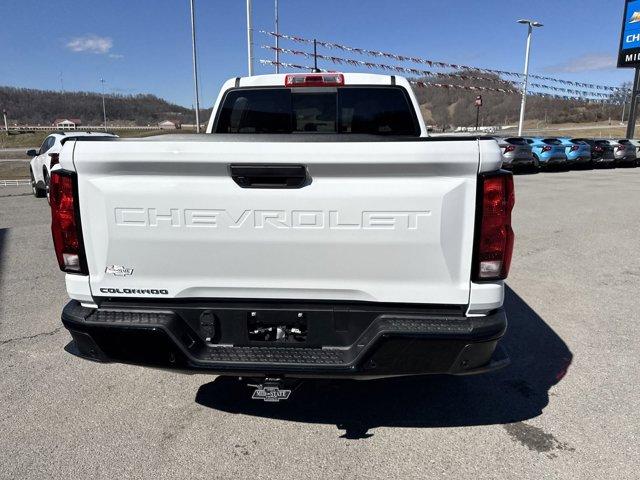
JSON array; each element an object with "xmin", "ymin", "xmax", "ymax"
[{"xmin": 52, "ymin": 73, "xmax": 514, "ymax": 388}]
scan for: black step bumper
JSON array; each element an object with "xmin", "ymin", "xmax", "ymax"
[{"xmin": 61, "ymin": 300, "xmax": 509, "ymax": 379}]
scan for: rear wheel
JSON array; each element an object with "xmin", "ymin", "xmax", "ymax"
[
  {"xmin": 534, "ymin": 154, "xmax": 544, "ymax": 171},
  {"xmin": 30, "ymin": 169, "xmax": 46, "ymax": 198},
  {"xmin": 42, "ymin": 169, "xmax": 51, "ymax": 203}
]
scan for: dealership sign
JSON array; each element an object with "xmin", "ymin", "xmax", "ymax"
[{"xmin": 619, "ymin": 0, "xmax": 640, "ymax": 67}]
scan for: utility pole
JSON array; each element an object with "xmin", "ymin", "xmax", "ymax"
[
  {"xmin": 189, "ymin": 0, "xmax": 201, "ymax": 133},
  {"xmin": 313, "ymin": 39, "xmax": 320, "ymax": 72},
  {"xmin": 517, "ymin": 19, "xmax": 543, "ymax": 136},
  {"xmin": 59, "ymin": 72, "xmax": 64, "ymax": 93},
  {"xmin": 100, "ymin": 78, "xmax": 107, "ymax": 131},
  {"xmin": 247, "ymin": 0, "xmax": 254, "ymax": 76},
  {"xmin": 2, "ymin": 110, "xmax": 8, "ymax": 132},
  {"xmin": 275, "ymin": 0, "xmax": 280, "ymax": 73},
  {"xmin": 475, "ymin": 96, "xmax": 483, "ymax": 131},
  {"xmin": 626, "ymin": 68, "xmax": 640, "ymax": 139}
]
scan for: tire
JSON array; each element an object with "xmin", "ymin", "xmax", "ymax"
[
  {"xmin": 533, "ymin": 157, "xmax": 540, "ymax": 171},
  {"xmin": 42, "ymin": 169, "xmax": 51, "ymax": 203},
  {"xmin": 30, "ymin": 169, "xmax": 46, "ymax": 198},
  {"xmin": 533, "ymin": 153, "xmax": 544, "ymax": 172}
]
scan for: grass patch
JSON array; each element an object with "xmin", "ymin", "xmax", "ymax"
[
  {"xmin": 0, "ymin": 161, "xmax": 30, "ymax": 180},
  {"xmin": 0, "ymin": 151, "xmax": 28, "ymax": 160},
  {"xmin": 0, "ymin": 128, "xmax": 197, "ymax": 149}
]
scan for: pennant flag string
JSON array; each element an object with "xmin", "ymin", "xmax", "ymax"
[
  {"xmin": 259, "ymin": 60, "xmax": 618, "ymax": 103},
  {"xmin": 261, "ymin": 48, "xmax": 614, "ymax": 99},
  {"xmin": 262, "ymin": 46, "xmax": 520, "ymax": 88},
  {"xmin": 260, "ymin": 31, "xmax": 627, "ymax": 94}
]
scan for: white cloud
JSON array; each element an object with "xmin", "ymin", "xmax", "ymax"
[
  {"xmin": 108, "ymin": 53, "xmax": 124, "ymax": 59},
  {"xmin": 66, "ymin": 35, "xmax": 113, "ymax": 54},
  {"xmin": 544, "ymin": 54, "xmax": 616, "ymax": 73}
]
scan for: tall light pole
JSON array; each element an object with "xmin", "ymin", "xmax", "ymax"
[
  {"xmin": 189, "ymin": 0, "xmax": 201, "ymax": 133},
  {"xmin": 275, "ymin": 0, "xmax": 279, "ymax": 73},
  {"xmin": 517, "ymin": 19, "xmax": 543, "ymax": 137},
  {"xmin": 99, "ymin": 77, "xmax": 107, "ymax": 131},
  {"xmin": 247, "ymin": 0, "xmax": 254, "ymax": 76}
]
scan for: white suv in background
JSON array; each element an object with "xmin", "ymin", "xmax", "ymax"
[{"xmin": 28, "ymin": 132, "xmax": 117, "ymax": 198}]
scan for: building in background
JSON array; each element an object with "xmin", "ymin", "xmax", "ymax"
[
  {"xmin": 52, "ymin": 118, "xmax": 81, "ymax": 130},
  {"xmin": 158, "ymin": 119, "xmax": 182, "ymax": 130}
]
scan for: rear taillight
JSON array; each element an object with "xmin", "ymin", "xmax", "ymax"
[
  {"xmin": 48, "ymin": 152, "xmax": 59, "ymax": 167},
  {"xmin": 594, "ymin": 146, "xmax": 603, "ymax": 152},
  {"xmin": 571, "ymin": 145, "xmax": 580, "ymax": 151},
  {"xmin": 542, "ymin": 145, "xmax": 552, "ymax": 152},
  {"xmin": 50, "ymin": 170, "xmax": 87, "ymax": 274},
  {"xmin": 285, "ymin": 73, "xmax": 344, "ymax": 87},
  {"xmin": 473, "ymin": 172, "xmax": 515, "ymax": 282},
  {"xmin": 504, "ymin": 145, "xmax": 516, "ymax": 153}
]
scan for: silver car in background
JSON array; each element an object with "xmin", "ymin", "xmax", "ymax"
[
  {"xmin": 628, "ymin": 139, "xmax": 640, "ymax": 166},
  {"xmin": 497, "ymin": 137, "xmax": 538, "ymax": 171},
  {"xmin": 607, "ymin": 139, "xmax": 637, "ymax": 167}
]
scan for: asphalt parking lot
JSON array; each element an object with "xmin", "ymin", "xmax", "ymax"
[{"xmin": 1, "ymin": 169, "xmax": 639, "ymax": 479}]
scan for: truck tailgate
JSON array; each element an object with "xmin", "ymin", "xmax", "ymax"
[{"xmin": 72, "ymin": 138, "xmax": 483, "ymax": 305}]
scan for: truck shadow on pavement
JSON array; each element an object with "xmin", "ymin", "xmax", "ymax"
[{"xmin": 195, "ymin": 286, "xmax": 573, "ymax": 439}]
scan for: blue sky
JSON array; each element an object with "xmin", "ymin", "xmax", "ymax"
[{"xmin": 0, "ymin": 0, "xmax": 634, "ymax": 107}]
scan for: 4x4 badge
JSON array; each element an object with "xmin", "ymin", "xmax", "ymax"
[{"xmin": 105, "ymin": 265, "xmax": 134, "ymax": 277}]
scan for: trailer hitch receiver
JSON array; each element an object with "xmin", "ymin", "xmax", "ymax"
[{"xmin": 248, "ymin": 377, "xmax": 296, "ymax": 402}]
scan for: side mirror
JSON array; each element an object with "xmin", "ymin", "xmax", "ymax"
[{"xmin": 26, "ymin": 149, "xmax": 38, "ymax": 157}]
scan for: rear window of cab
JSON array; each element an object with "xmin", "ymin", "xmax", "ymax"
[{"xmin": 214, "ymin": 86, "xmax": 420, "ymax": 136}]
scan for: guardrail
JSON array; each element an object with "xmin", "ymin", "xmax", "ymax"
[
  {"xmin": 0, "ymin": 179, "xmax": 31, "ymax": 187},
  {"xmin": 4, "ymin": 126, "xmax": 162, "ymax": 132},
  {"xmin": 2, "ymin": 125, "xmax": 201, "ymax": 132}
]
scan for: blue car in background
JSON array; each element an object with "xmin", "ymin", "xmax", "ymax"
[
  {"xmin": 559, "ymin": 138, "xmax": 592, "ymax": 169},
  {"xmin": 525, "ymin": 137, "xmax": 567, "ymax": 170}
]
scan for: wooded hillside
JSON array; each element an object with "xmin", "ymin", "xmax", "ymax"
[
  {"xmin": 412, "ymin": 73, "xmax": 626, "ymax": 128},
  {"xmin": 1, "ymin": 78, "xmax": 626, "ymax": 129},
  {"xmin": 0, "ymin": 86, "xmax": 210, "ymax": 126}
]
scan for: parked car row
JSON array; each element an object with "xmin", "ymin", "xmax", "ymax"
[
  {"xmin": 26, "ymin": 131, "xmax": 638, "ymax": 201},
  {"xmin": 497, "ymin": 136, "xmax": 639, "ymax": 171}
]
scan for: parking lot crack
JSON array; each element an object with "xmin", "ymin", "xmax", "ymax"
[{"xmin": 0, "ymin": 325, "xmax": 64, "ymax": 347}]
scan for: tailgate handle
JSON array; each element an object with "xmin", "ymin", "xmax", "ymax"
[{"xmin": 230, "ymin": 164, "xmax": 309, "ymax": 189}]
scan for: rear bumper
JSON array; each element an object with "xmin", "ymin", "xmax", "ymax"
[
  {"xmin": 61, "ymin": 300, "xmax": 509, "ymax": 379},
  {"xmin": 568, "ymin": 155, "xmax": 591, "ymax": 163},
  {"xmin": 593, "ymin": 156, "xmax": 616, "ymax": 166},
  {"xmin": 541, "ymin": 156, "xmax": 566, "ymax": 166},
  {"xmin": 503, "ymin": 157, "xmax": 536, "ymax": 168},
  {"xmin": 615, "ymin": 156, "xmax": 637, "ymax": 165}
]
